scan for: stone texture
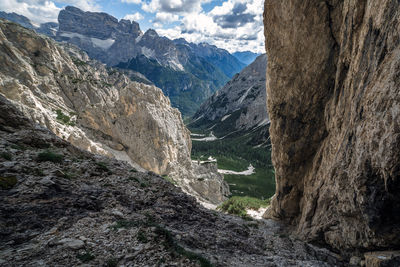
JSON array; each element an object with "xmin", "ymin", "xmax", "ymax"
[
  {"xmin": 264, "ymin": 0, "xmax": 400, "ymax": 252},
  {"xmin": 0, "ymin": 19, "xmax": 228, "ymax": 204},
  {"xmin": 364, "ymin": 251, "xmax": 400, "ymax": 267},
  {"xmin": 0, "ymin": 95, "xmax": 344, "ymax": 266}
]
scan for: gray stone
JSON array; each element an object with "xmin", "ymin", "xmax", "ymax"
[
  {"xmin": 57, "ymin": 238, "xmax": 85, "ymax": 250},
  {"xmin": 350, "ymin": 256, "xmax": 361, "ymax": 266},
  {"xmin": 364, "ymin": 251, "xmax": 400, "ymax": 267}
]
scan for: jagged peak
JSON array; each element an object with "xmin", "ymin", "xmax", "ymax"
[{"xmin": 143, "ymin": 28, "xmax": 158, "ymax": 38}]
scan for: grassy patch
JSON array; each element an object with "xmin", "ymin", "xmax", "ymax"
[
  {"xmin": 155, "ymin": 226, "xmax": 213, "ymax": 267},
  {"xmin": 217, "ymin": 196, "xmax": 270, "ymax": 218},
  {"xmin": 10, "ymin": 144, "xmax": 26, "ymax": 150},
  {"xmin": 37, "ymin": 150, "xmax": 64, "ymax": 163},
  {"xmin": 55, "ymin": 109, "xmax": 75, "ymax": 126},
  {"xmin": 77, "ymin": 251, "xmax": 95, "ymax": 263},
  {"xmin": 71, "ymin": 57, "xmax": 87, "ymax": 67},
  {"xmin": 137, "ymin": 229, "xmax": 148, "ymax": 243},
  {"xmin": 63, "ymin": 171, "xmax": 77, "ymax": 180},
  {"xmin": 95, "ymin": 162, "xmax": 110, "ymax": 173},
  {"xmin": 0, "ymin": 152, "xmax": 12, "ymax": 161},
  {"xmin": 105, "ymin": 258, "xmax": 118, "ymax": 267},
  {"xmin": 0, "ymin": 176, "xmax": 17, "ymax": 190},
  {"xmin": 128, "ymin": 176, "xmax": 140, "ymax": 183},
  {"xmin": 110, "ymin": 220, "xmax": 139, "ymax": 230},
  {"xmin": 162, "ymin": 175, "xmax": 177, "ymax": 185}
]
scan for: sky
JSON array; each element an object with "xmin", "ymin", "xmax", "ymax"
[{"xmin": 0, "ymin": 0, "xmax": 265, "ymax": 53}]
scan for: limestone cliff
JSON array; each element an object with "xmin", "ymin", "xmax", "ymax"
[
  {"xmin": 0, "ymin": 19, "xmax": 228, "ymax": 204},
  {"xmin": 264, "ymin": 0, "xmax": 400, "ymax": 252}
]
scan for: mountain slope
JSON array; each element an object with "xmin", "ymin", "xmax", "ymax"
[
  {"xmin": 0, "ymin": 94, "xmax": 342, "ymax": 266},
  {"xmin": 0, "ymin": 19, "xmax": 228, "ymax": 204},
  {"xmin": 188, "ymin": 54, "xmax": 273, "ymax": 200},
  {"xmin": 191, "ymin": 54, "xmax": 268, "ymax": 142},
  {"xmin": 53, "ymin": 6, "xmax": 245, "ymax": 116},
  {"xmin": 0, "ymin": 11, "xmax": 35, "ymax": 29},
  {"xmin": 233, "ymin": 51, "xmax": 261, "ymax": 65}
]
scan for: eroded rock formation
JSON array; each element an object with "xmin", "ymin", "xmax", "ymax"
[
  {"xmin": 0, "ymin": 19, "xmax": 228, "ymax": 204},
  {"xmin": 264, "ymin": 0, "xmax": 400, "ymax": 252}
]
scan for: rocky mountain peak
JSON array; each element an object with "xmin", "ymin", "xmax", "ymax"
[
  {"xmin": 58, "ymin": 6, "xmax": 142, "ymax": 40},
  {"xmin": 0, "ymin": 11, "xmax": 35, "ymax": 29},
  {"xmin": 143, "ymin": 29, "xmax": 158, "ymax": 38}
]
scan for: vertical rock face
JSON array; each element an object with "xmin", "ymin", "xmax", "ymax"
[
  {"xmin": 0, "ymin": 19, "xmax": 228, "ymax": 204},
  {"xmin": 264, "ymin": 0, "xmax": 400, "ymax": 252}
]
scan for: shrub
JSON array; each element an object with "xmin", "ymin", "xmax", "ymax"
[
  {"xmin": 95, "ymin": 161, "xmax": 110, "ymax": 172},
  {"xmin": 217, "ymin": 196, "xmax": 270, "ymax": 219},
  {"xmin": 55, "ymin": 109, "xmax": 76, "ymax": 126},
  {"xmin": 77, "ymin": 251, "xmax": 95, "ymax": 263},
  {"xmin": 106, "ymin": 258, "xmax": 118, "ymax": 267},
  {"xmin": 71, "ymin": 57, "xmax": 87, "ymax": 67},
  {"xmin": 137, "ymin": 230, "xmax": 148, "ymax": 243},
  {"xmin": 162, "ymin": 175, "xmax": 177, "ymax": 185},
  {"xmin": 110, "ymin": 220, "xmax": 139, "ymax": 230},
  {"xmin": 155, "ymin": 226, "xmax": 212, "ymax": 267},
  {"xmin": 0, "ymin": 152, "xmax": 12, "ymax": 160},
  {"xmin": 128, "ymin": 176, "xmax": 140, "ymax": 183},
  {"xmin": 37, "ymin": 150, "xmax": 64, "ymax": 163},
  {"xmin": 0, "ymin": 176, "xmax": 17, "ymax": 190},
  {"xmin": 10, "ymin": 144, "xmax": 25, "ymax": 150}
]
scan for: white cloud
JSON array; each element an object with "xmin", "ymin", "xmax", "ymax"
[
  {"xmin": 62, "ymin": 0, "xmax": 100, "ymax": 11},
  {"xmin": 153, "ymin": 12, "xmax": 179, "ymax": 23},
  {"xmin": 0, "ymin": 0, "xmax": 60, "ymax": 24},
  {"xmin": 123, "ymin": 12, "xmax": 144, "ymax": 21},
  {"xmin": 155, "ymin": 0, "xmax": 265, "ymax": 53},
  {"xmin": 0, "ymin": 0, "xmax": 100, "ymax": 24},
  {"xmin": 142, "ymin": 0, "xmax": 211, "ymax": 15},
  {"xmin": 121, "ymin": 0, "xmax": 141, "ymax": 3}
]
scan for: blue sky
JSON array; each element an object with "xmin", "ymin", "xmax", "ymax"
[{"xmin": 0, "ymin": 0, "xmax": 265, "ymax": 53}]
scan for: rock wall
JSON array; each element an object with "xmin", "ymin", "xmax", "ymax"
[
  {"xmin": 0, "ymin": 19, "xmax": 228, "ymax": 204},
  {"xmin": 264, "ymin": 0, "xmax": 400, "ymax": 252}
]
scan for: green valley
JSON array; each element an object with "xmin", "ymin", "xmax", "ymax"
[{"xmin": 189, "ymin": 125, "xmax": 275, "ymax": 200}]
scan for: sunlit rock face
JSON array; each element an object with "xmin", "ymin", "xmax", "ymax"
[
  {"xmin": 264, "ymin": 0, "xmax": 400, "ymax": 252},
  {"xmin": 0, "ymin": 19, "xmax": 228, "ymax": 204}
]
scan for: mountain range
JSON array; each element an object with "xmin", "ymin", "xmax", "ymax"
[
  {"xmin": 1, "ymin": 7, "xmax": 250, "ymax": 116},
  {"xmin": 0, "ymin": 19, "xmax": 228, "ymax": 204},
  {"xmin": 190, "ymin": 54, "xmax": 269, "ymax": 145},
  {"xmin": 233, "ymin": 51, "xmax": 261, "ymax": 65}
]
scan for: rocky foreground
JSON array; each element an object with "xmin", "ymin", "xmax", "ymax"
[{"xmin": 0, "ymin": 96, "xmax": 342, "ymax": 266}]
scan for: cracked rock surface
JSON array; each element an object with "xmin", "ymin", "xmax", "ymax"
[{"xmin": 264, "ymin": 0, "xmax": 400, "ymax": 253}]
